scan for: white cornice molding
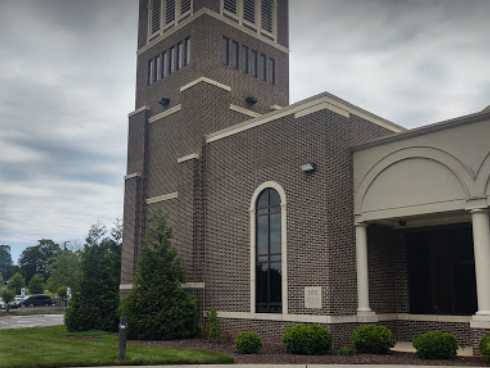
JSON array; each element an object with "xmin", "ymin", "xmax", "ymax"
[
  {"xmin": 182, "ymin": 282, "xmax": 205, "ymax": 289},
  {"xmin": 128, "ymin": 106, "xmax": 150, "ymax": 118},
  {"xmin": 180, "ymin": 77, "xmax": 231, "ymax": 93},
  {"xmin": 213, "ymin": 311, "xmax": 473, "ymax": 325},
  {"xmin": 119, "ymin": 284, "xmax": 133, "ymax": 291},
  {"xmin": 206, "ymin": 96, "xmax": 404, "ymax": 144},
  {"xmin": 138, "ymin": 8, "xmax": 289, "ymax": 55},
  {"xmin": 125, "ymin": 172, "xmax": 142, "ymax": 180},
  {"xmin": 148, "ymin": 105, "xmax": 182, "ymax": 123},
  {"xmin": 230, "ymin": 104, "xmax": 261, "ymax": 118},
  {"xmin": 145, "ymin": 192, "xmax": 178, "ymax": 204},
  {"xmin": 177, "ymin": 153, "xmax": 200, "ymax": 163},
  {"xmin": 270, "ymin": 104, "xmax": 283, "ymax": 111}
]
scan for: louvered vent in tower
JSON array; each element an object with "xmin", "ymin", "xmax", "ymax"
[
  {"xmin": 261, "ymin": 0, "xmax": 273, "ymax": 32},
  {"xmin": 166, "ymin": 0, "xmax": 176, "ymax": 23},
  {"xmin": 243, "ymin": 0, "xmax": 256, "ymax": 23},
  {"xmin": 181, "ymin": 0, "xmax": 191, "ymax": 15},
  {"xmin": 151, "ymin": 0, "xmax": 161, "ymax": 34},
  {"xmin": 224, "ymin": 0, "xmax": 237, "ymax": 14}
]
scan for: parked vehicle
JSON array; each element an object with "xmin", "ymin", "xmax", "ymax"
[
  {"xmin": 0, "ymin": 298, "xmax": 5, "ymax": 309},
  {"xmin": 17, "ymin": 294, "xmax": 54, "ymax": 308}
]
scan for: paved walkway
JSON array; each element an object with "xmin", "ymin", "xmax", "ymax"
[{"xmin": 0, "ymin": 313, "xmax": 64, "ymax": 329}]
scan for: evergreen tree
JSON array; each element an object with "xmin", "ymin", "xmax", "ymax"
[
  {"xmin": 65, "ymin": 223, "xmax": 121, "ymax": 332},
  {"xmin": 123, "ymin": 210, "xmax": 198, "ymax": 340}
]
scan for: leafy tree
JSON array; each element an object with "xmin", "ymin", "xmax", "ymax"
[
  {"xmin": 0, "ymin": 245, "xmax": 13, "ymax": 281},
  {"xmin": 0, "ymin": 288, "xmax": 15, "ymax": 312},
  {"xmin": 28, "ymin": 274, "xmax": 44, "ymax": 294},
  {"xmin": 19, "ymin": 239, "xmax": 60, "ymax": 282},
  {"xmin": 46, "ymin": 250, "xmax": 81, "ymax": 293},
  {"xmin": 123, "ymin": 210, "xmax": 198, "ymax": 340},
  {"xmin": 65, "ymin": 223, "xmax": 121, "ymax": 332},
  {"xmin": 7, "ymin": 272, "xmax": 25, "ymax": 295},
  {"xmin": 57, "ymin": 286, "xmax": 68, "ymax": 306}
]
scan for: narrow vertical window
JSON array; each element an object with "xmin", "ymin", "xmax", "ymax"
[
  {"xmin": 250, "ymin": 50, "xmax": 258, "ymax": 77},
  {"xmin": 156, "ymin": 55, "xmax": 162, "ymax": 80},
  {"xmin": 184, "ymin": 37, "xmax": 191, "ymax": 66},
  {"xmin": 256, "ymin": 188, "xmax": 282, "ymax": 313},
  {"xmin": 223, "ymin": 0, "xmax": 237, "ymax": 14},
  {"xmin": 176, "ymin": 42, "xmax": 183, "ymax": 70},
  {"xmin": 231, "ymin": 40, "xmax": 239, "ymax": 69},
  {"xmin": 166, "ymin": 0, "xmax": 176, "ymax": 24},
  {"xmin": 147, "ymin": 58, "xmax": 153, "ymax": 85},
  {"xmin": 260, "ymin": 53, "xmax": 267, "ymax": 81},
  {"xmin": 169, "ymin": 47, "xmax": 175, "ymax": 74},
  {"xmin": 243, "ymin": 0, "xmax": 256, "ymax": 24},
  {"xmin": 261, "ymin": 0, "xmax": 274, "ymax": 33},
  {"xmin": 242, "ymin": 45, "xmax": 249, "ymax": 74},
  {"xmin": 223, "ymin": 36, "xmax": 230, "ymax": 66},
  {"xmin": 162, "ymin": 51, "xmax": 168, "ymax": 78},
  {"xmin": 268, "ymin": 57, "xmax": 275, "ymax": 84}
]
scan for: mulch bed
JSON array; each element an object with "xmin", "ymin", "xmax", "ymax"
[{"xmin": 135, "ymin": 338, "xmax": 490, "ymax": 366}]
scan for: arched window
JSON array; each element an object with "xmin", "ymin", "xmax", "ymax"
[{"xmin": 255, "ymin": 188, "xmax": 282, "ymax": 313}]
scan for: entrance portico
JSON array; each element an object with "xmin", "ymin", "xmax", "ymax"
[{"xmin": 352, "ymin": 112, "xmax": 490, "ymax": 350}]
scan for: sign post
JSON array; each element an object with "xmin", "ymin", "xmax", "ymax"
[{"xmin": 118, "ymin": 316, "xmax": 127, "ymax": 361}]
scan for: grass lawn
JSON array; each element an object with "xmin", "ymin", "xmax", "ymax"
[{"xmin": 0, "ymin": 326, "xmax": 234, "ymax": 368}]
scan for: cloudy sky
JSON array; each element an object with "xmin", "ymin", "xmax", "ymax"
[{"xmin": 1, "ymin": 0, "xmax": 489, "ymax": 262}]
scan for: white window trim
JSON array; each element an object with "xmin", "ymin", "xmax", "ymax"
[
  {"xmin": 249, "ymin": 181, "xmax": 288, "ymax": 315},
  {"xmin": 220, "ymin": 0, "xmax": 277, "ymax": 41}
]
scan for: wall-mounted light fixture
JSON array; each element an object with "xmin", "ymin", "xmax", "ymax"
[
  {"xmin": 245, "ymin": 96, "xmax": 258, "ymax": 106},
  {"xmin": 301, "ymin": 162, "xmax": 317, "ymax": 174},
  {"xmin": 159, "ymin": 97, "xmax": 170, "ymax": 108}
]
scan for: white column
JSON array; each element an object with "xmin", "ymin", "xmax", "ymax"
[
  {"xmin": 471, "ymin": 208, "xmax": 490, "ymax": 318},
  {"xmin": 355, "ymin": 223, "xmax": 373, "ymax": 315}
]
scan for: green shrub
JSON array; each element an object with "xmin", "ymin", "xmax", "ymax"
[
  {"xmin": 206, "ymin": 309, "xmax": 221, "ymax": 341},
  {"xmin": 337, "ymin": 345, "xmax": 354, "ymax": 356},
  {"xmin": 235, "ymin": 331, "xmax": 262, "ymax": 354},
  {"xmin": 283, "ymin": 324, "xmax": 332, "ymax": 355},
  {"xmin": 413, "ymin": 331, "xmax": 458, "ymax": 360},
  {"xmin": 123, "ymin": 211, "xmax": 198, "ymax": 340},
  {"xmin": 351, "ymin": 325, "xmax": 394, "ymax": 354},
  {"xmin": 480, "ymin": 333, "xmax": 490, "ymax": 362}
]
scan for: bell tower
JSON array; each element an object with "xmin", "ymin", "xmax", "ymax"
[{"xmin": 121, "ymin": 0, "xmax": 290, "ymax": 290}]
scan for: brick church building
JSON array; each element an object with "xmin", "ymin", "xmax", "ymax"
[{"xmin": 121, "ymin": 0, "xmax": 490, "ymax": 353}]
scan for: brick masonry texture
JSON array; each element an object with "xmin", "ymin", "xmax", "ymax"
[{"xmin": 121, "ymin": 0, "xmax": 488, "ymax": 356}]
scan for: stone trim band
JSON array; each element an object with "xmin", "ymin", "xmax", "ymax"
[
  {"xmin": 145, "ymin": 192, "xmax": 179, "ymax": 204},
  {"xmin": 180, "ymin": 77, "xmax": 232, "ymax": 93},
  {"xmin": 177, "ymin": 153, "xmax": 200, "ymax": 163},
  {"xmin": 148, "ymin": 105, "xmax": 182, "ymax": 123}
]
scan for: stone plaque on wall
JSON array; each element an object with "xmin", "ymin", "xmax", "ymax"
[{"xmin": 304, "ymin": 286, "xmax": 322, "ymax": 309}]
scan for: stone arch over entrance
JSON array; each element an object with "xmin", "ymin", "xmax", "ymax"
[{"xmin": 356, "ymin": 146, "xmax": 474, "ymax": 216}]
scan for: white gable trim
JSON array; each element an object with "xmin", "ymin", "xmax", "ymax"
[
  {"xmin": 148, "ymin": 105, "xmax": 182, "ymax": 123},
  {"xmin": 177, "ymin": 153, "xmax": 200, "ymax": 163},
  {"xmin": 180, "ymin": 77, "xmax": 232, "ymax": 93},
  {"xmin": 230, "ymin": 104, "xmax": 261, "ymax": 118},
  {"xmin": 146, "ymin": 192, "xmax": 178, "ymax": 204}
]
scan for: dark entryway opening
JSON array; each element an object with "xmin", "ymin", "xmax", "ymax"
[{"xmin": 406, "ymin": 223, "xmax": 477, "ymax": 315}]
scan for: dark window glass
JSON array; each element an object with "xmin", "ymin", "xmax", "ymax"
[
  {"xmin": 231, "ymin": 40, "xmax": 239, "ymax": 69},
  {"xmin": 255, "ymin": 188, "xmax": 282, "ymax": 313},
  {"xmin": 223, "ymin": 37, "xmax": 230, "ymax": 66},
  {"xmin": 260, "ymin": 53, "xmax": 267, "ymax": 81},
  {"xmin": 250, "ymin": 50, "xmax": 258, "ymax": 77},
  {"xmin": 269, "ymin": 57, "xmax": 275, "ymax": 84},
  {"xmin": 242, "ymin": 45, "xmax": 249, "ymax": 73},
  {"xmin": 184, "ymin": 37, "xmax": 191, "ymax": 66}
]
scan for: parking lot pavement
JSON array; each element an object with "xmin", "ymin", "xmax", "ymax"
[{"xmin": 0, "ymin": 314, "xmax": 64, "ymax": 329}]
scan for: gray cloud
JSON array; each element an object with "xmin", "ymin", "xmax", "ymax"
[{"xmin": 1, "ymin": 0, "xmax": 489, "ymax": 261}]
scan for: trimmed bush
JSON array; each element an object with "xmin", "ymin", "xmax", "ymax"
[
  {"xmin": 337, "ymin": 346, "xmax": 354, "ymax": 356},
  {"xmin": 235, "ymin": 332, "xmax": 262, "ymax": 354},
  {"xmin": 351, "ymin": 325, "xmax": 394, "ymax": 354},
  {"xmin": 413, "ymin": 331, "xmax": 458, "ymax": 360},
  {"xmin": 481, "ymin": 333, "xmax": 490, "ymax": 362},
  {"xmin": 206, "ymin": 308, "xmax": 221, "ymax": 341},
  {"xmin": 283, "ymin": 324, "xmax": 332, "ymax": 355}
]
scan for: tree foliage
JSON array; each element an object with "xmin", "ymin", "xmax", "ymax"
[
  {"xmin": 46, "ymin": 250, "xmax": 81, "ymax": 293},
  {"xmin": 28, "ymin": 274, "xmax": 44, "ymax": 294},
  {"xmin": 19, "ymin": 239, "xmax": 60, "ymax": 282},
  {"xmin": 65, "ymin": 223, "xmax": 121, "ymax": 332},
  {"xmin": 0, "ymin": 288, "xmax": 15, "ymax": 312},
  {"xmin": 0, "ymin": 245, "xmax": 13, "ymax": 281},
  {"xmin": 123, "ymin": 210, "xmax": 198, "ymax": 340},
  {"xmin": 7, "ymin": 272, "xmax": 25, "ymax": 295}
]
